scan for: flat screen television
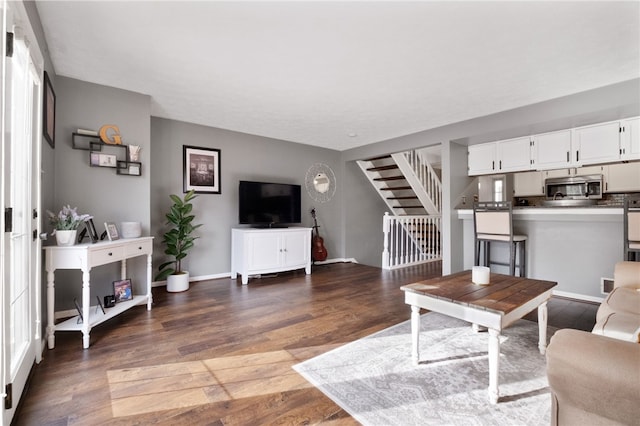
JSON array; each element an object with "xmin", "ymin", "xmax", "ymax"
[{"xmin": 239, "ymin": 180, "xmax": 302, "ymax": 227}]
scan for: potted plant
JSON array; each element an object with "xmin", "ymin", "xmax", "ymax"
[
  {"xmin": 155, "ymin": 190, "xmax": 202, "ymax": 292},
  {"xmin": 46, "ymin": 205, "xmax": 92, "ymax": 246}
]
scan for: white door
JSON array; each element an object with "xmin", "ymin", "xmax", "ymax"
[
  {"xmin": 282, "ymin": 231, "xmax": 309, "ymax": 267},
  {"xmin": 2, "ymin": 1, "xmax": 44, "ymax": 424}
]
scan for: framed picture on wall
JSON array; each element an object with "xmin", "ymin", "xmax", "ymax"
[
  {"xmin": 43, "ymin": 71, "xmax": 56, "ymax": 149},
  {"xmin": 183, "ymin": 145, "xmax": 221, "ymax": 194}
]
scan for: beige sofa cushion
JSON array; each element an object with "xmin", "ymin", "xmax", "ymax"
[
  {"xmin": 592, "ymin": 312, "xmax": 640, "ymax": 343},
  {"xmin": 596, "ymin": 287, "xmax": 640, "ymax": 323}
]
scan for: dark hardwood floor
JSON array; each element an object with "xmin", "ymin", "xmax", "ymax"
[{"xmin": 14, "ymin": 262, "xmax": 597, "ymax": 425}]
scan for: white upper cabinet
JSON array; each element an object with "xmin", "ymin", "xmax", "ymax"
[
  {"xmin": 620, "ymin": 117, "xmax": 640, "ymax": 161},
  {"xmin": 467, "ymin": 117, "xmax": 639, "ymax": 176},
  {"xmin": 497, "ymin": 137, "xmax": 532, "ymax": 172},
  {"xmin": 531, "ymin": 130, "xmax": 572, "ymax": 170},
  {"xmin": 573, "ymin": 121, "xmax": 621, "ymax": 165},
  {"xmin": 468, "ymin": 143, "xmax": 497, "ymax": 175},
  {"xmin": 468, "ymin": 137, "xmax": 532, "ymax": 176}
]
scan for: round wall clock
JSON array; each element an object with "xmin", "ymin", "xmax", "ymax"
[{"xmin": 305, "ymin": 163, "xmax": 336, "ymax": 203}]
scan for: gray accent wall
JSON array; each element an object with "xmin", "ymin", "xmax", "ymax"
[
  {"xmin": 51, "ymin": 77, "xmax": 151, "ymax": 309},
  {"xmin": 150, "ymin": 118, "xmax": 343, "ymax": 278}
]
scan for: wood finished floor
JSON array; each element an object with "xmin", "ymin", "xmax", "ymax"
[{"xmin": 14, "ymin": 262, "xmax": 598, "ymax": 425}]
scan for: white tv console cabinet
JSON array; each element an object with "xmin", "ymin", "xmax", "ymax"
[
  {"xmin": 231, "ymin": 227, "xmax": 312, "ymax": 285},
  {"xmin": 44, "ymin": 237, "xmax": 153, "ymax": 349}
]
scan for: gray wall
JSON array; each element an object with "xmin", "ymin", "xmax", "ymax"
[
  {"xmin": 51, "ymin": 77, "xmax": 151, "ymax": 309},
  {"xmin": 150, "ymin": 118, "xmax": 343, "ymax": 278},
  {"xmin": 341, "ymin": 160, "xmax": 389, "ymax": 266}
]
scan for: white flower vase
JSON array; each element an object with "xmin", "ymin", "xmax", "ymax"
[
  {"xmin": 167, "ymin": 271, "xmax": 189, "ymax": 292},
  {"xmin": 55, "ymin": 230, "xmax": 77, "ymax": 246}
]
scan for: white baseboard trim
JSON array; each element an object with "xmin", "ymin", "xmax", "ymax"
[
  {"xmin": 552, "ymin": 289, "xmax": 604, "ymax": 304},
  {"xmin": 313, "ymin": 257, "xmax": 358, "ymax": 265},
  {"xmin": 153, "ymin": 261, "xmax": 358, "ymax": 287}
]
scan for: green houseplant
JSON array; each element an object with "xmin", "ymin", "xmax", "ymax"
[{"xmin": 156, "ymin": 190, "xmax": 202, "ymax": 291}]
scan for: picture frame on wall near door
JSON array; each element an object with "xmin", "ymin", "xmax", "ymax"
[
  {"xmin": 183, "ymin": 145, "xmax": 221, "ymax": 194},
  {"xmin": 43, "ymin": 71, "xmax": 56, "ymax": 149}
]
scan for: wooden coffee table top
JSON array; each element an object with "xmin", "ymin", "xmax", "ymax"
[{"xmin": 401, "ymin": 271, "xmax": 557, "ymax": 316}]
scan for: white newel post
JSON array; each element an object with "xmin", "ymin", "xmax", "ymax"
[{"xmin": 382, "ymin": 212, "xmax": 390, "ymax": 269}]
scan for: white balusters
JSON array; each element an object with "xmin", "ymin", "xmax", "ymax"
[{"xmin": 382, "ymin": 213, "xmax": 442, "ymax": 269}]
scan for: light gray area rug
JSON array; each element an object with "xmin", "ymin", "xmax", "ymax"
[{"xmin": 293, "ymin": 312, "xmax": 554, "ymax": 426}]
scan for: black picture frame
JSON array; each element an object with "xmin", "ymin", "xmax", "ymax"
[
  {"xmin": 43, "ymin": 71, "xmax": 56, "ymax": 149},
  {"xmin": 86, "ymin": 219, "xmax": 99, "ymax": 243},
  {"xmin": 183, "ymin": 145, "xmax": 221, "ymax": 194},
  {"xmin": 73, "ymin": 298, "xmax": 83, "ymax": 324},
  {"xmin": 113, "ymin": 279, "xmax": 133, "ymax": 303}
]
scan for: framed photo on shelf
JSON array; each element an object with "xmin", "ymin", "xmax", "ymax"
[
  {"xmin": 113, "ymin": 279, "xmax": 133, "ymax": 303},
  {"xmin": 90, "ymin": 152, "xmax": 117, "ymax": 168},
  {"xmin": 43, "ymin": 71, "xmax": 56, "ymax": 149},
  {"xmin": 183, "ymin": 145, "xmax": 221, "ymax": 194},
  {"xmin": 104, "ymin": 222, "xmax": 119, "ymax": 241},
  {"xmin": 73, "ymin": 298, "xmax": 83, "ymax": 324}
]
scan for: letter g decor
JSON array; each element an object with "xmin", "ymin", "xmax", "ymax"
[{"xmin": 99, "ymin": 124, "xmax": 122, "ymax": 145}]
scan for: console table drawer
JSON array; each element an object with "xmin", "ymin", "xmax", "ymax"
[
  {"xmin": 89, "ymin": 246, "xmax": 125, "ymax": 266},
  {"xmin": 124, "ymin": 239, "xmax": 152, "ymax": 257}
]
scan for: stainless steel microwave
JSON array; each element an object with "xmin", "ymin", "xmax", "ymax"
[{"xmin": 545, "ymin": 174, "xmax": 603, "ymax": 200}]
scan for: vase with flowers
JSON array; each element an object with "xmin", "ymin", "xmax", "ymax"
[{"xmin": 47, "ymin": 205, "xmax": 92, "ymax": 246}]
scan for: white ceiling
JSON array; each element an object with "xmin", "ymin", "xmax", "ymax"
[{"xmin": 35, "ymin": 1, "xmax": 639, "ymax": 151}]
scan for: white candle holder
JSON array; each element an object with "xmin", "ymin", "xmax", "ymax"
[{"xmin": 472, "ymin": 266, "xmax": 490, "ymax": 285}]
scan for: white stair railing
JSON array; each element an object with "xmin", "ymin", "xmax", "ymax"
[
  {"xmin": 382, "ymin": 212, "xmax": 442, "ymax": 270},
  {"xmin": 391, "ymin": 151, "xmax": 441, "ymax": 215}
]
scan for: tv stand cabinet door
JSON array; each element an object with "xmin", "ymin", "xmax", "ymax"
[
  {"xmin": 247, "ymin": 232, "xmax": 282, "ymax": 270},
  {"xmin": 282, "ymin": 230, "xmax": 310, "ymax": 268}
]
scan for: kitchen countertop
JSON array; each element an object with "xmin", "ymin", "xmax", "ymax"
[{"xmin": 457, "ymin": 206, "xmax": 623, "ymax": 222}]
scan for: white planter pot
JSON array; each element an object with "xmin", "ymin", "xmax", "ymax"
[
  {"xmin": 55, "ymin": 230, "xmax": 77, "ymax": 246},
  {"xmin": 167, "ymin": 271, "xmax": 189, "ymax": 292}
]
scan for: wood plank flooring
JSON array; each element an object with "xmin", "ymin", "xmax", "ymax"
[{"xmin": 14, "ymin": 262, "xmax": 597, "ymax": 425}]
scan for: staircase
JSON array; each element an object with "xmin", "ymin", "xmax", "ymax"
[{"xmin": 357, "ymin": 149, "xmax": 442, "ymax": 269}]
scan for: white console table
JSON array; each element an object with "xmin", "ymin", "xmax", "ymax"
[
  {"xmin": 231, "ymin": 228, "xmax": 312, "ymax": 285},
  {"xmin": 44, "ymin": 236, "xmax": 153, "ymax": 349}
]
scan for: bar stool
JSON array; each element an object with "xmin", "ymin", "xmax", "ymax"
[
  {"xmin": 473, "ymin": 201, "xmax": 527, "ymax": 277},
  {"xmin": 623, "ymin": 195, "xmax": 640, "ymax": 262}
]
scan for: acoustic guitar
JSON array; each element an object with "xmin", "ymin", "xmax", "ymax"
[{"xmin": 310, "ymin": 208, "xmax": 328, "ymax": 262}]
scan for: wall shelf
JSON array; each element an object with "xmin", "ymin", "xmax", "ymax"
[{"xmin": 72, "ymin": 132, "xmax": 142, "ymax": 177}]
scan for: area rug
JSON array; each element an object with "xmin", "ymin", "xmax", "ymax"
[{"xmin": 293, "ymin": 312, "xmax": 554, "ymax": 425}]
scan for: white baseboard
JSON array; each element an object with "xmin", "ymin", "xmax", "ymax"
[
  {"xmin": 552, "ymin": 289, "xmax": 604, "ymax": 304},
  {"xmin": 313, "ymin": 257, "xmax": 358, "ymax": 265},
  {"xmin": 153, "ymin": 260, "xmax": 358, "ymax": 287}
]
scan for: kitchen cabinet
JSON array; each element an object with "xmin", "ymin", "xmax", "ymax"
[
  {"xmin": 468, "ymin": 143, "xmax": 497, "ymax": 175},
  {"xmin": 605, "ymin": 162, "xmax": 640, "ymax": 193},
  {"xmin": 468, "ymin": 137, "xmax": 531, "ymax": 176},
  {"xmin": 532, "ymin": 130, "xmax": 573, "ymax": 170},
  {"xmin": 544, "ymin": 165, "xmax": 605, "ymax": 179},
  {"xmin": 620, "ymin": 117, "xmax": 640, "ymax": 161},
  {"xmin": 573, "ymin": 121, "xmax": 621, "ymax": 166},
  {"xmin": 513, "ymin": 171, "xmax": 544, "ymax": 196},
  {"xmin": 231, "ymin": 228, "xmax": 312, "ymax": 285},
  {"xmin": 497, "ymin": 137, "xmax": 532, "ymax": 172}
]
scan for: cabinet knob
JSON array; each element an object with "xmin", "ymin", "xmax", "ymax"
[
  {"xmin": 108, "ymin": 252, "xmax": 113, "ymax": 256},
  {"xmin": 138, "ymin": 246, "xmax": 142, "ymax": 250}
]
